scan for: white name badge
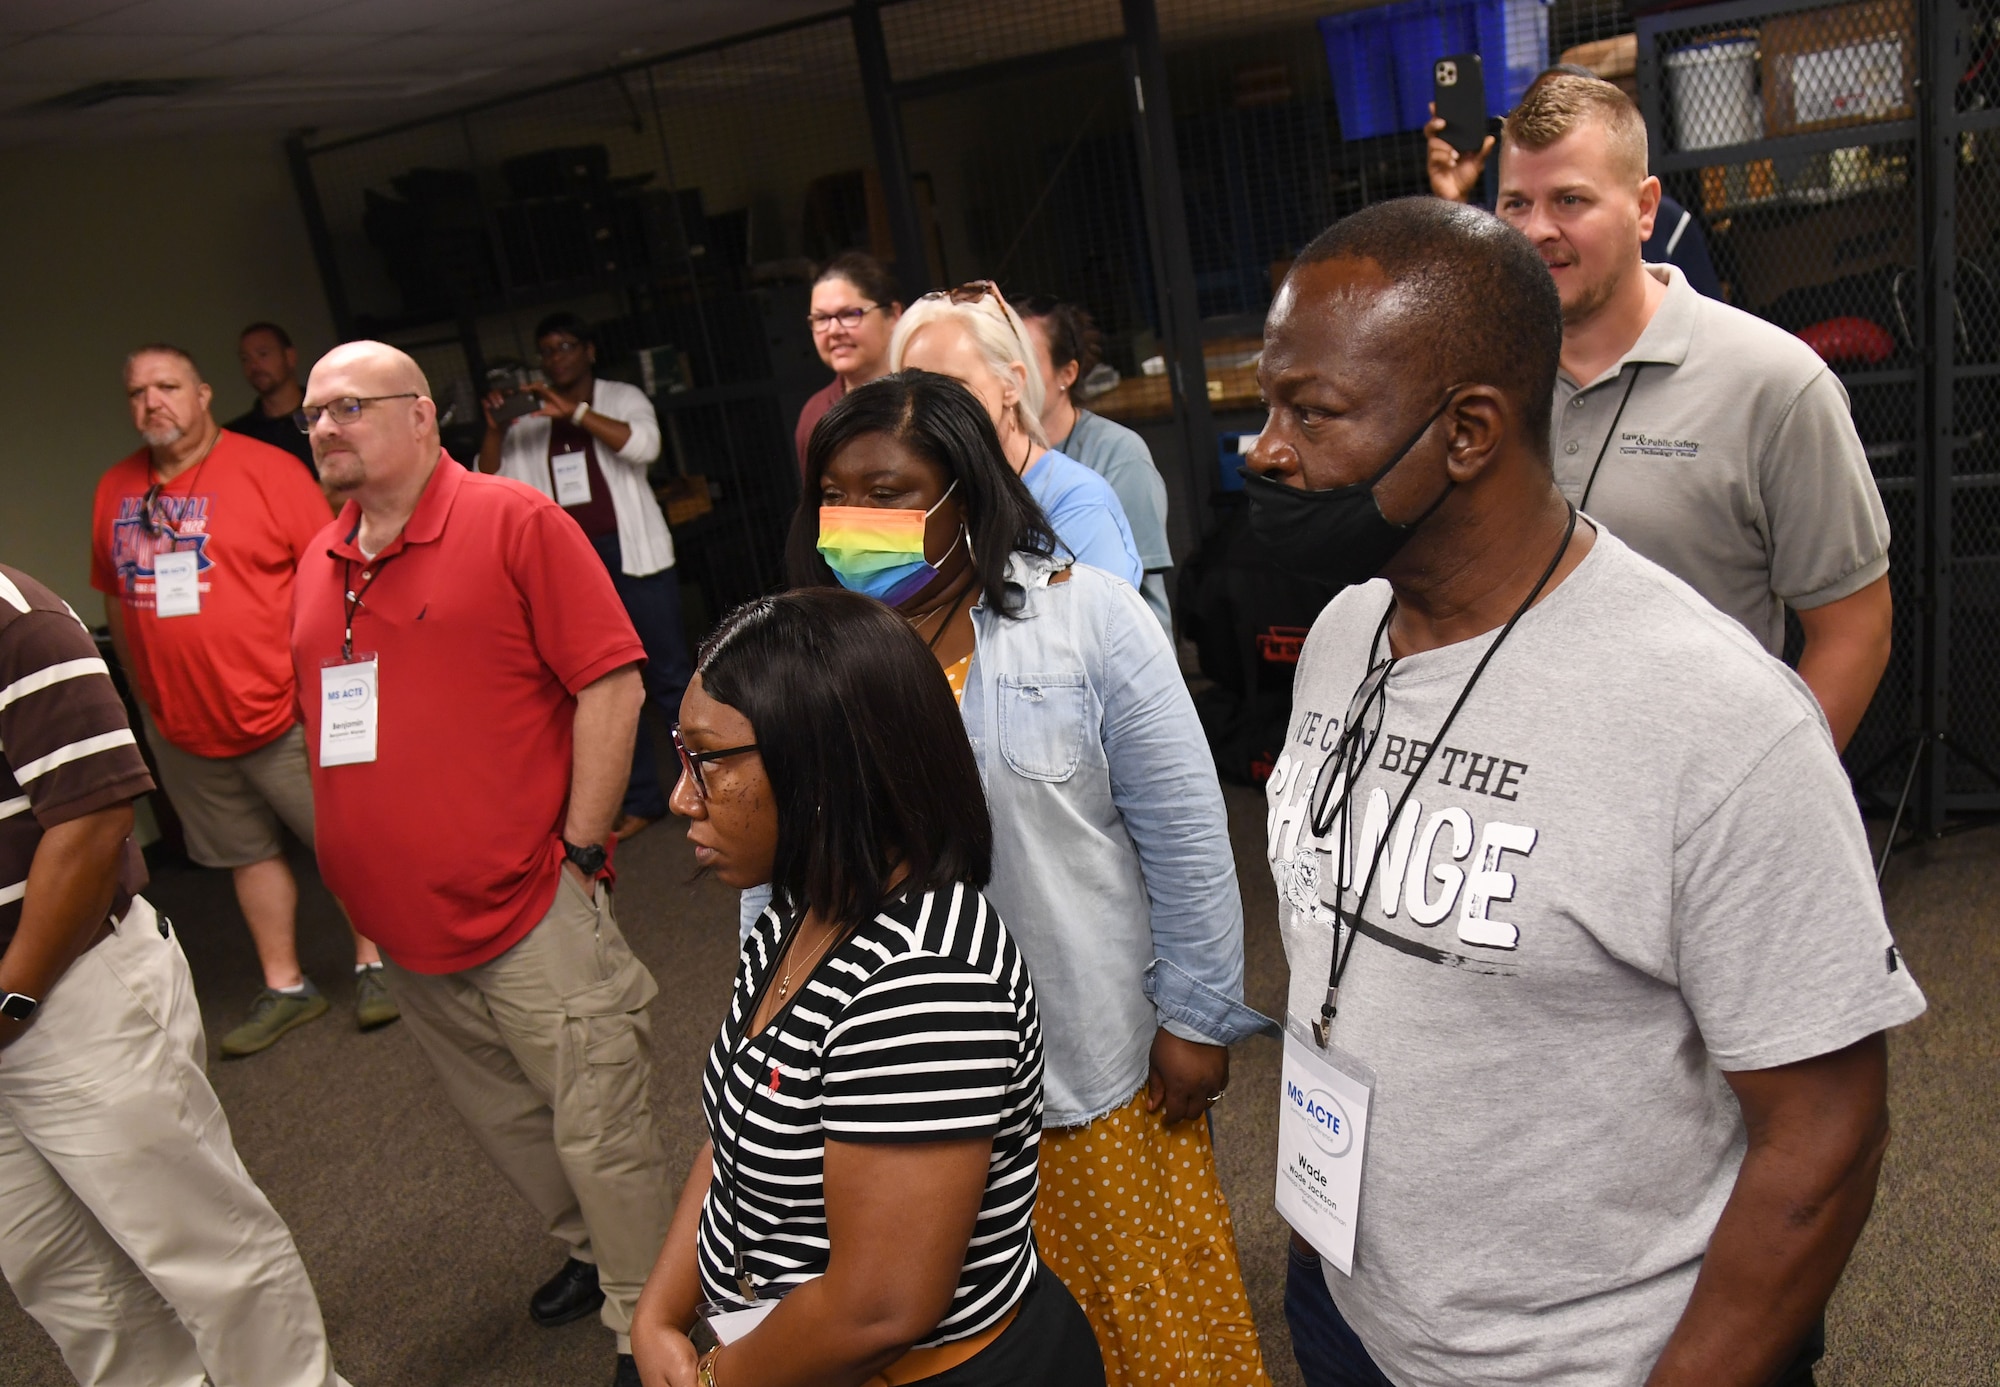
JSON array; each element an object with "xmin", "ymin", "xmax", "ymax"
[
  {"xmin": 551, "ymin": 450, "xmax": 592, "ymax": 507},
  {"xmin": 697, "ymin": 1298, "xmax": 778, "ymax": 1346},
  {"xmin": 1275, "ymin": 1017, "xmax": 1376, "ymax": 1275},
  {"xmin": 319, "ymin": 657, "xmax": 379, "ymax": 766},
  {"xmin": 152, "ymin": 550, "xmax": 201, "ymax": 617}
]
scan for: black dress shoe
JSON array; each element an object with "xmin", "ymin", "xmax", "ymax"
[
  {"xmin": 612, "ymin": 1354, "xmax": 641, "ymax": 1387},
  {"xmin": 528, "ymin": 1256, "xmax": 604, "ymax": 1327}
]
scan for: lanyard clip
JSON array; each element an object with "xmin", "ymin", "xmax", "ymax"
[
  {"xmin": 734, "ymin": 1251, "xmax": 758, "ymax": 1303},
  {"xmin": 1313, "ymin": 991, "xmax": 1338, "ymax": 1047}
]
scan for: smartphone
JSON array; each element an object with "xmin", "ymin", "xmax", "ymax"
[
  {"xmin": 493, "ymin": 390, "xmax": 542, "ymax": 425},
  {"xmin": 1433, "ymin": 53, "xmax": 1487, "ymax": 154}
]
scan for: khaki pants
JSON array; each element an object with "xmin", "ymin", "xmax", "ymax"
[
  {"xmin": 0, "ymin": 897, "xmax": 348, "ymax": 1387},
  {"xmin": 380, "ymin": 870, "xmax": 668, "ymax": 1351}
]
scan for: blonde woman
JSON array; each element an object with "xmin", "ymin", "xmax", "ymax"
[{"xmin": 891, "ymin": 282, "xmax": 1144, "ymax": 591}]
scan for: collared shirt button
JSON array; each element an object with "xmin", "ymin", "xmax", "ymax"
[
  {"xmin": 361, "ymin": 570, "xmax": 372, "ymax": 580},
  {"xmin": 1564, "ymin": 440, "xmax": 1580, "ymax": 454},
  {"xmin": 1570, "ymin": 396, "xmax": 1585, "ymax": 407}
]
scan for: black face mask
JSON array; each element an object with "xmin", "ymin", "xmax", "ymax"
[{"xmin": 1243, "ymin": 394, "xmax": 1455, "ymax": 590}]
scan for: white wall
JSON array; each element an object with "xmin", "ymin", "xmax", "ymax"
[{"xmin": 0, "ymin": 135, "xmax": 335, "ymax": 611}]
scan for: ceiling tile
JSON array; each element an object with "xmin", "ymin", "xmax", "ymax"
[
  {"xmin": 70, "ymin": 0, "xmax": 350, "ymax": 36},
  {"xmin": 273, "ymin": 0, "xmax": 517, "ymax": 37},
  {"xmin": 0, "ymin": 33, "xmax": 225, "ymax": 83},
  {"xmin": 142, "ymin": 32, "xmax": 375, "ymax": 77},
  {"xmin": 0, "ymin": 0, "xmax": 147, "ymax": 32}
]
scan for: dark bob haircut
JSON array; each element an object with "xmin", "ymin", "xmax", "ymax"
[
  {"xmin": 785, "ymin": 369, "xmax": 1059, "ymax": 618},
  {"xmin": 816, "ymin": 250, "xmax": 902, "ymax": 309},
  {"xmin": 696, "ymin": 588, "xmax": 991, "ymax": 929}
]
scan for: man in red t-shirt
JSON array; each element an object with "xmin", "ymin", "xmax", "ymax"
[
  {"xmin": 290, "ymin": 341, "xmax": 666, "ymax": 1384},
  {"xmin": 92, "ymin": 343, "xmax": 397, "ymax": 1056}
]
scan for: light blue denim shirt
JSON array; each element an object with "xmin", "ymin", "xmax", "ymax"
[{"xmin": 740, "ymin": 553, "xmax": 1272, "ymax": 1124}]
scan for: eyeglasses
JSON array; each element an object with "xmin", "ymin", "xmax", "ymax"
[
  {"xmin": 538, "ymin": 338, "xmax": 587, "ymax": 359},
  {"xmin": 807, "ymin": 304, "xmax": 883, "ymax": 333},
  {"xmin": 671, "ymin": 725, "xmax": 761, "ymax": 800},
  {"xmin": 1307, "ymin": 654, "xmax": 1394, "ymax": 841},
  {"xmin": 294, "ymin": 393, "xmax": 421, "ymax": 432},
  {"xmin": 919, "ymin": 280, "xmax": 999, "ymax": 308}
]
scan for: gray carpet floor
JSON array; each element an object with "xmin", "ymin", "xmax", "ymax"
[{"xmin": 1, "ymin": 786, "xmax": 1993, "ymax": 1386}]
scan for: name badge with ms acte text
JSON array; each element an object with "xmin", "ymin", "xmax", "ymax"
[
  {"xmin": 320, "ymin": 656, "xmax": 378, "ymax": 766},
  {"xmin": 153, "ymin": 549, "xmax": 201, "ymax": 617},
  {"xmin": 551, "ymin": 450, "xmax": 592, "ymax": 508},
  {"xmin": 1275, "ymin": 1017, "xmax": 1376, "ymax": 1275}
]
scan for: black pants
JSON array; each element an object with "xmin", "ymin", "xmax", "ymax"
[
  {"xmin": 915, "ymin": 1268, "xmax": 1105, "ymax": 1387},
  {"xmin": 1285, "ymin": 1240, "xmax": 1825, "ymax": 1387},
  {"xmin": 588, "ymin": 532, "xmax": 693, "ymax": 820}
]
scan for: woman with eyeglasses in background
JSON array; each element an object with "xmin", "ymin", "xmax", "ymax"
[
  {"xmin": 795, "ymin": 252, "xmax": 905, "ymax": 474},
  {"xmin": 632, "ymin": 588, "xmax": 1101, "ymax": 1387},
  {"xmin": 890, "ymin": 283, "xmax": 1145, "ymax": 594},
  {"xmin": 785, "ymin": 370, "xmax": 1276, "ymax": 1386}
]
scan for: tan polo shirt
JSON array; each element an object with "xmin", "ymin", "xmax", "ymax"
[{"xmin": 1551, "ymin": 264, "xmax": 1890, "ymax": 654}]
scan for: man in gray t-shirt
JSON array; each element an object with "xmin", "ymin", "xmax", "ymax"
[{"xmin": 1245, "ymin": 198, "xmax": 1923, "ymax": 1387}]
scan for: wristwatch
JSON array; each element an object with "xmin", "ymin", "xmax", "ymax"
[
  {"xmin": 562, "ymin": 839, "xmax": 607, "ymax": 877},
  {"xmin": 0, "ymin": 991, "xmax": 39, "ymax": 1022},
  {"xmin": 572, "ymin": 400, "xmax": 592, "ymax": 424},
  {"xmin": 697, "ymin": 1347, "xmax": 720, "ymax": 1386}
]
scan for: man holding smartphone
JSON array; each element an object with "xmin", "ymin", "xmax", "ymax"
[
  {"xmin": 1443, "ymin": 69, "xmax": 1893, "ymax": 752},
  {"xmin": 479, "ymin": 312, "xmax": 691, "ymax": 843}
]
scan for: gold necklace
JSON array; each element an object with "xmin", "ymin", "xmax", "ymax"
[{"xmin": 775, "ymin": 923, "xmax": 837, "ymax": 1001}]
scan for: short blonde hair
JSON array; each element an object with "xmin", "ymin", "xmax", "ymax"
[
  {"xmin": 1502, "ymin": 70, "xmax": 1649, "ymax": 182},
  {"xmin": 889, "ymin": 291, "xmax": 1048, "ymax": 448}
]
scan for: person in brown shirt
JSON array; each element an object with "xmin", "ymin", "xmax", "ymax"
[{"xmin": 0, "ymin": 561, "xmax": 348, "ymax": 1387}]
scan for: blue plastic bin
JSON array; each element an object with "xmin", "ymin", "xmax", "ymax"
[{"xmin": 1319, "ymin": 0, "xmax": 1552, "ymax": 142}]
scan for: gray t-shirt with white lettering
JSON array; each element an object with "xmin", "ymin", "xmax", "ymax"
[{"xmin": 1264, "ymin": 531, "xmax": 1924, "ymax": 1387}]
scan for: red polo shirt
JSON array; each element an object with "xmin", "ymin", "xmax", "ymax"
[{"xmin": 290, "ymin": 455, "xmax": 644, "ymax": 973}]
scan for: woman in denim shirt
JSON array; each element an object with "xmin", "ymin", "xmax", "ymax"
[{"xmin": 784, "ymin": 370, "xmax": 1277, "ymax": 1386}]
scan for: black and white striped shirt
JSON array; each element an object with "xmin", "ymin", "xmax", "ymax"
[
  {"xmin": 0, "ymin": 563, "xmax": 153, "ymax": 946},
  {"xmin": 697, "ymin": 883, "xmax": 1043, "ymax": 1346}
]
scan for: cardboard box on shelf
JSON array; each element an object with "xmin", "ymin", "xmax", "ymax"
[
  {"xmin": 1722, "ymin": 189, "xmax": 1912, "ymax": 310},
  {"xmin": 1761, "ymin": 0, "xmax": 1914, "ymax": 138}
]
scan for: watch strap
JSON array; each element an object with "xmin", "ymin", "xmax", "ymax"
[
  {"xmin": 0, "ymin": 991, "xmax": 39, "ymax": 1022},
  {"xmin": 697, "ymin": 1347, "xmax": 719, "ymax": 1386},
  {"xmin": 572, "ymin": 400, "xmax": 591, "ymax": 424}
]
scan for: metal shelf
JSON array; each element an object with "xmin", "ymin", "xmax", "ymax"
[{"xmin": 1654, "ymin": 120, "xmax": 1918, "ymax": 174}]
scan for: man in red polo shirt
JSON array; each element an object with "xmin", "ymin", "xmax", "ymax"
[
  {"xmin": 92, "ymin": 342, "xmax": 395, "ymax": 1056},
  {"xmin": 289, "ymin": 340, "xmax": 666, "ymax": 1387}
]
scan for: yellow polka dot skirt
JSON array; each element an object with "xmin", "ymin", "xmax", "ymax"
[{"xmin": 1034, "ymin": 1088, "xmax": 1272, "ymax": 1386}]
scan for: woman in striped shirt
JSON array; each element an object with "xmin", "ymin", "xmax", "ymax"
[{"xmin": 631, "ymin": 589, "xmax": 1103, "ymax": 1387}]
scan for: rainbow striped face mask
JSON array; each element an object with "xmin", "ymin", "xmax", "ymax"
[{"xmin": 817, "ymin": 481, "xmax": 962, "ymax": 606}]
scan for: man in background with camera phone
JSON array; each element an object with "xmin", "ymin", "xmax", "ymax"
[{"xmin": 480, "ymin": 312, "xmax": 691, "ymax": 843}]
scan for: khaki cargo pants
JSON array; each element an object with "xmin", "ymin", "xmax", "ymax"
[
  {"xmin": 0, "ymin": 896, "xmax": 347, "ymax": 1387},
  {"xmin": 380, "ymin": 870, "xmax": 669, "ymax": 1352}
]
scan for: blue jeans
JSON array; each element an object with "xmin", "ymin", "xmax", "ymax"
[
  {"xmin": 1285, "ymin": 1240, "xmax": 1394, "ymax": 1387},
  {"xmin": 590, "ymin": 533, "xmax": 693, "ymax": 820},
  {"xmin": 1284, "ymin": 1238, "xmax": 1825, "ymax": 1387}
]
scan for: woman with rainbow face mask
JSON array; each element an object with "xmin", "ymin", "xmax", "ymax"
[{"xmin": 785, "ymin": 369, "xmax": 1277, "ymax": 1387}]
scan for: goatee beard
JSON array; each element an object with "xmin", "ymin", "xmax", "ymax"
[{"xmin": 141, "ymin": 425, "xmax": 184, "ymax": 449}]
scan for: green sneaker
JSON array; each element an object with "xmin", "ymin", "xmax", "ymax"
[
  {"xmin": 220, "ymin": 984, "xmax": 329, "ymax": 1057},
  {"xmin": 355, "ymin": 968, "xmax": 400, "ymax": 1031}
]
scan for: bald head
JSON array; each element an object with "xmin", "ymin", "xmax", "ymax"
[{"xmin": 305, "ymin": 339, "xmax": 440, "ymax": 500}]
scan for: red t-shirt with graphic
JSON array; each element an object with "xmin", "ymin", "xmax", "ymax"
[{"xmin": 91, "ymin": 430, "xmax": 332, "ymax": 759}]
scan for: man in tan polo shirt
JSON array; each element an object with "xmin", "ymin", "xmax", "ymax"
[{"xmin": 1485, "ymin": 71, "xmax": 1893, "ymax": 750}]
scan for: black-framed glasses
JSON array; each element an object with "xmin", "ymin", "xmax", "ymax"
[
  {"xmin": 1307, "ymin": 654, "xmax": 1394, "ymax": 841},
  {"xmin": 671, "ymin": 725, "xmax": 761, "ymax": 800},
  {"xmin": 294, "ymin": 393, "xmax": 421, "ymax": 432},
  {"xmin": 806, "ymin": 304, "xmax": 882, "ymax": 333}
]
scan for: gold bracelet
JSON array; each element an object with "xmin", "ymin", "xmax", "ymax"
[{"xmin": 697, "ymin": 1346, "xmax": 720, "ymax": 1387}]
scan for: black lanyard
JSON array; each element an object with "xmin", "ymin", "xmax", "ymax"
[
  {"xmin": 1305, "ymin": 505, "xmax": 1580, "ymax": 1048},
  {"xmin": 336, "ymin": 540, "xmax": 397, "ymax": 663},
  {"xmin": 1576, "ymin": 365, "xmax": 1645, "ymax": 513},
  {"xmin": 712, "ymin": 909, "xmax": 832, "ymax": 1302}
]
